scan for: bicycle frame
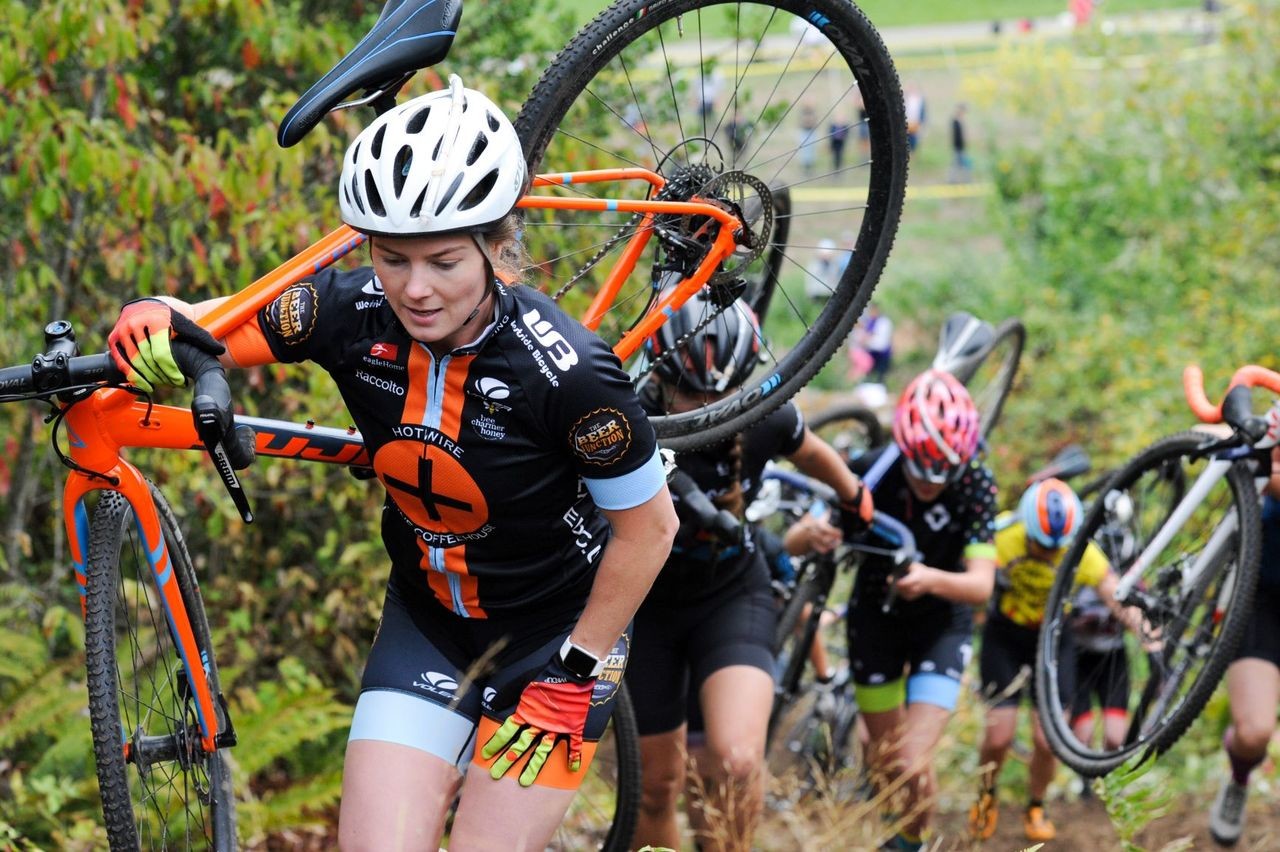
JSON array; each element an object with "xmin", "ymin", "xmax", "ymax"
[
  {"xmin": 1112, "ymin": 363, "xmax": 1280, "ymax": 605},
  {"xmin": 60, "ymin": 167, "xmax": 740, "ymax": 758}
]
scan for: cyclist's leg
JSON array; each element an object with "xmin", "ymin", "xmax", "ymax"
[
  {"xmin": 635, "ymin": 726, "xmax": 689, "ymax": 852},
  {"xmin": 684, "ymin": 574, "xmax": 776, "ymax": 850},
  {"xmin": 689, "ymin": 667, "xmax": 773, "ymax": 851},
  {"xmin": 626, "ymin": 601, "xmax": 695, "ymax": 850},
  {"xmin": 456, "ymin": 628, "xmax": 632, "ymax": 849},
  {"xmin": 1221, "ymin": 585, "xmax": 1280, "ymax": 781},
  {"xmin": 894, "ymin": 620, "xmax": 972, "ymax": 841},
  {"xmin": 339, "ymin": 587, "xmax": 480, "ymax": 850},
  {"xmin": 1097, "ymin": 649, "xmax": 1132, "ymax": 751},
  {"xmin": 975, "ymin": 616, "xmax": 1029, "ymax": 791}
]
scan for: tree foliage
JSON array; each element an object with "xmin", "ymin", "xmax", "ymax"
[
  {"xmin": 970, "ymin": 4, "xmax": 1280, "ymax": 473},
  {"xmin": 0, "ymin": 0, "xmax": 572, "ymax": 844}
]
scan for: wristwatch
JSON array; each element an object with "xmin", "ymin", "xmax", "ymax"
[{"xmin": 558, "ymin": 637, "xmax": 606, "ymax": 680}]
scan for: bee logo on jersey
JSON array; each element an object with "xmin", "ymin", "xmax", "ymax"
[
  {"xmin": 265, "ymin": 282, "xmax": 317, "ymax": 345},
  {"xmin": 570, "ymin": 408, "xmax": 632, "ymax": 466}
]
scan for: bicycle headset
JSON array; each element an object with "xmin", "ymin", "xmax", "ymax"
[
  {"xmin": 891, "ymin": 369, "xmax": 980, "ymax": 485},
  {"xmin": 646, "ymin": 291, "xmax": 762, "ymax": 394},
  {"xmin": 1018, "ymin": 477, "xmax": 1083, "ymax": 549}
]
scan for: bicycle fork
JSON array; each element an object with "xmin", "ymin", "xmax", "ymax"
[{"xmin": 67, "ymin": 468, "xmax": 236, "ymax": 766}]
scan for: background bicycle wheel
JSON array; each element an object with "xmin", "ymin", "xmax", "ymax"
[{"xmin": 516, "ymin": 0, "xmax": 908, "ymax": 449}]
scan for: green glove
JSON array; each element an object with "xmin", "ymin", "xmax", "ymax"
[
  {"xmin": 480, "ymin": 657, "xmax": 595, "ymax": 787},
  {"xmin": 107, "ymin": 299, "xmax": 224, "ymax": 392}
]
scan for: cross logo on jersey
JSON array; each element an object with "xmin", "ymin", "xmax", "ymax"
[{"xmin": 372, "ymin": 440, "xmax": 489, "ymax": 534}]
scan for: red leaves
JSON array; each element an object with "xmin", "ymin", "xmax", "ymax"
[
  {"xmin": 242, "ymin": 39, "xmax": 261, "ymax": 71},
  {"xmin": 114, "ymin": 72, "xmax": 136, "ymax": 131}
]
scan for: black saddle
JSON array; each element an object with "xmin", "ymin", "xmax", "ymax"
[{"xmin": 277, "ymin": 0, "xmax": 463, "ymax": 148}]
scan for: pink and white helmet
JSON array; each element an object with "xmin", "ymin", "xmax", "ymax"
[
  {"xmin": 892, "ymin": 369, "xmax": 981, "ymax": 484},
  {"xmin": 339, "ymin": 75, "xmax": 526, "ymax": 236}
]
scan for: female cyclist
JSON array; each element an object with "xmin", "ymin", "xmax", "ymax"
[
  {"xmin": 1208, "ymin": 445, "xmax": 1280, "ymax": 847},
  {"xmin": 844, "ymin": 369, "xmax": 998, "ymax": 852},
  {"xmin": 106, "ymin": 77, "xmax": 678, "ymax": 851},
  {"xmin": 969, "ymin": 477, "xmax": 1125, "ymax": 843},
  {"xmin": 626, "ymin": 293, "xmax": 872, "ymax": 852}
]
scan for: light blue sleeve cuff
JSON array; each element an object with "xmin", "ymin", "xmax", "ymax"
[{"xmin": 584, "ymin": 448, "xmax": 666, "ymax": 510}]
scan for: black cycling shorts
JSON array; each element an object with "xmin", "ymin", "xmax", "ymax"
[
  {"xmin": 351, "ymin": 578, "xmax": 627, "ymax": 786},
  {"xmin": 1234, "ymin": 584, "xmax": 1280, "ymax": 669},
  {"xmin": 1070, "ymin": 646, "xmax": 1130, "ymax": 720},
  {"xmin": 846, "ymin": 603, "xmax": 973, "ymax": 712},
  {"xmin": 979, "ymin": 614, "xmax": 1075, "ymax": 708},
  {"xmin": 626, "ymin": 553, "xmax": 776, "ymax": 737}
]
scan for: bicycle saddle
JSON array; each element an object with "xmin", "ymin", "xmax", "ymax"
[{"xmin": 277, "ymin": 0, "xmax": 463, "ymax": 148}]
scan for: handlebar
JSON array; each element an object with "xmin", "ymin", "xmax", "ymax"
[
  {"xmin": 667, "ymin": 468, "xmax": 742, "ymax": 545},
  {"xmin": 1183, "ymin": 364, "xmax": 1280, "ymax": 442},
  {"xmin": 864, "ymin": 511, "xmax": 922, "ymax": 614},
  {"xmin": 0, "ymin": 321, "xmax": 257, "ymax": 522}
]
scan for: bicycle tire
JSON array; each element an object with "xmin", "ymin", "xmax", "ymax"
[
  {"xmin": 964, "ymin": 317, "xmax": 1024, "ymax": 438},
  {"xmin": 1035, "ymin": 432, "xmax": 1261, "ymax": 776},
  {"xmin": 84, "ymin": 486, "xmax": 237, "ymax": 850},
  {"xmin": 555, "ymin": 681, "xmax": 642, "ymax": 852},
  {"xmin": 515, "ymin": 0, "xmax": 908, "ymax": 450},
  {"xmin": 807, "ymin": 403, "xmax": 885, "ymax": 462}
]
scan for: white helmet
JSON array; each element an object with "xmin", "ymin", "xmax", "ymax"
[{"xmin": 338, "ymin": 75, "xmax": 527, "ymax": 236}]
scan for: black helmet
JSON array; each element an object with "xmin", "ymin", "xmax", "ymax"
[{"xmin": 647, "ymin": 292, "xmax": 762, "ymax": 394}]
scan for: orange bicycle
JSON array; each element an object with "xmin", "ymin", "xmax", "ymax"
[{"xmin": 8, "ymin": 0, "xmax": 908, "ymax": 846}]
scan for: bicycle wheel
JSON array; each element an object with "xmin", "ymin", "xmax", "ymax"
[
  {"xmin": 769, "ymin": 558, "xmax": 834, "ymax": 736},
  {"xmin": 962, "ymin": 317, "xmax": 1024, "ymax": 438},
  {"xmin": 554, "ymin": 682, "xmax": 641, "ymax": 852},
  {"xmin": 1035, "ymin": 432, "xmax": 1261, "ymax": 776},
  {"xmin": 807, "ymin": 403, "xmax": 885, "ymax": 462},
  {"xmin": 84, "ymin": 486, "xmax": 236, "ymax": 850},
  {"xmin": 515, "ymin": 0, "xmax": 908, "ymax": 450}
]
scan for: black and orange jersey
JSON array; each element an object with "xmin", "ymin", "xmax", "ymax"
[{"xmin": 243, "ymin": 268, "xmax": 664, "ymax": 619}]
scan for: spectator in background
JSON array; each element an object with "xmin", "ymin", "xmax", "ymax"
[
  {"xmin": 904, "ymin": 84, "xmax": 926, "ymax": 152},
  {"xmin": 852, "ymin": 302, "xmax": 893, "ymax": 384},
  {"xmin": 804, "ymin": 238, "xmax": 840, "ymax": 301},
  {"xmin": 798, "ymin": 103, "xmax": 819, "ymax": 177},
  {"xmin": 950, "ymin": 103, "xmax": 973, "ymax": 183},
  {"xmin": 829, "ymin": 114, "xmax": 852, "ymax": 173},
  {"xmin": 725, "ymin": 117, "xmax": 752, "ymax": 162}
]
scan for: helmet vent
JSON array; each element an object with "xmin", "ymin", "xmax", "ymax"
[
  {"xmin": 486, "ymin": 110, "xmax": 501, "ymax": 132},
  {"xmin": 349, "ymin": 174, "xmax": 366, "ymax": 215},
  {"xmin": 364, "ymin": 170, "xmax": 386, "ymax": 217},
  {"xmin": 371, "ymin": 125, "xmax": 387, "ymax": 159},
  {"xmin": 458, "ymin": 169, "xmax": 498, "ymax": 212},
  {"xmin": 466, "ymin": 135, "xmax": 489, "ymax": 166},
  {"xmin": 393, "ymin": 146, "xmax": 413, "ymax": 196},
  {"xmin": 434, "ymin": 172, "xmax": 466, "ymax": 216},
  {"xmin": 405, "ymin": 106, "xmax": 431, "ymax": 134},
  {"xmin": 409, "ymin": 185, "xmax": 428, "ymax": 219}
]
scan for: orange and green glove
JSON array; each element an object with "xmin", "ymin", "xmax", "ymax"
[
  {"xmin": 107, "ymin": 299, "xmax": 224, "ymax": 392},
  {"xmin": 479, "ymin": 657, "xmax": 594, "ymax": 787}
]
